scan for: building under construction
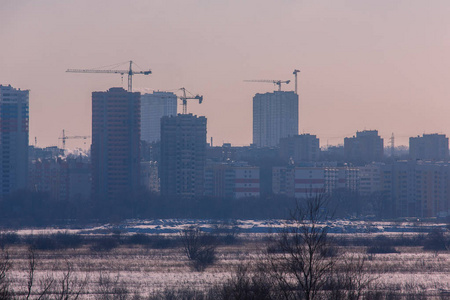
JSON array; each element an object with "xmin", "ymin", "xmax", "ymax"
[{"xmin": 253, "ymin": 91, "xmax": 298, "ymax": 147}]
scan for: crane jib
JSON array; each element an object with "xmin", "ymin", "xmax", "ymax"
[{"xmin": 66, "ymin": 60, "xmax": 152, "ymax": 92}]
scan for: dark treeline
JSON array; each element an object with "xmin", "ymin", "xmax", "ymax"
[
  {"xmin": 0, "ymin": 189, "xmax": 296, "ymax": 227},
  {"xmin": 0, "ymin": 187, "xmax": 389, "ymax": 228},
  {"xmin": 0, "ymin": 229, "xmax": 445, "ymax": 253}
]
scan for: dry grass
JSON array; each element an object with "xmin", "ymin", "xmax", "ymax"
[{"xmin": 3, "ymin": 235, "xmax": 450, "ymax": 298}]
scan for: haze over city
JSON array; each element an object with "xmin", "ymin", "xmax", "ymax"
[
  {"xmin": 2, "ymin": 0, "xmax": 450, "ymax": 149},
  {"xmin": 6, "ymin": 1, "xmax": 450, "ymax": 298}
]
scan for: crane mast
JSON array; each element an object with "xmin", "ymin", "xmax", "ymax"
[
  {"xmin": 59, "ymin": 130, "xmax": 90, "ymax": 150},
  {"xmin": 66, "ymin": 60, "xmax": 152, "ymax": 92},
  {"xmin": 293, "ymin": 69, "xmax": 300, "ymax": 95},
  {"xmin": 178, "ymin": 87, "xmax": 203, "ymax": 114}
]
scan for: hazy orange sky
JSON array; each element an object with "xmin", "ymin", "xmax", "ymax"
[{"xmin": 2, "ymin": 0, "xmax": 450, "ymax": 149}]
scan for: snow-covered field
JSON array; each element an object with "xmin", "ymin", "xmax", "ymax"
[
  {"xmin": 4, "ymin": 219, "xmax": 450, "ymax": 298},
  {"xmin": 12, "ymin": 218, "xmax": 448, "ymax": 236}
]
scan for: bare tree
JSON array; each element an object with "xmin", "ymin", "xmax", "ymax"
[
  {"xmin": 0, "ymin": 250, "xmax": 12, "ymax": 300},
  {"xmin": 95, "ymin": 272, "xmax": 129, "ymax": 300},
  {"xmin": 268, "ymin": 195, "xmax": 335, "ymax": 300},
  {"xmin": 21, "ymin": 249, "xmax": 86, "ymax": 300},
  {"xmin": 327, "ymin": 255, "xmax": 375, "ymax": 300},
  {"xmin": 22, "ymin": 247, "xmax": 54, "ymax": 300},
  {"xmin": 216, "ymin": 264, "xmax": 273, "ymax": 300},
  {"xmin": 53, "ymin": 261, "xmax": 87, "ymax": 300},
  {"xmin": 181, "ymin": 226, "xmax": 217, "ymax": 271},
  {"xmin": 25, "ymin": 248, "xmax": 36, "ymax": 300}
]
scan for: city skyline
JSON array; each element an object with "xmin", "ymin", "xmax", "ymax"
[{"xmin": 2, "ymin": 1, "xmax": 450, "ymax": 149}]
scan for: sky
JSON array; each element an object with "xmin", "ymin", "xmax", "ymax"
[{"xmin": 1, "ymin": 0, "xmax": 450, "ymax": 149}]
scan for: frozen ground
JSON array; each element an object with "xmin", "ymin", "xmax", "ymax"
[
  {"xmin": 5, "ymin": 240, "xmax": 450, "ymax": 298},
  {"xmin": 12, "ymin": 218, "xmax": 448, "ymax": 236},
  {"xmin": 4, "ymin": 219, "xmax": 450, "ymax": 298}
]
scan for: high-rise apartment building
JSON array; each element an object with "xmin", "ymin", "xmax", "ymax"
[
  {"xmin": 0, "ymin": 85, "xmax": 29, "ymax": 197},
  {"xmin": 279, "ymin": 134, "xmax": 320, "ymax": 163},
  {"xmin": 409, "ymin": 133, "xmax": 449, "ymax": 161},
  {"xmin": 253, "ymin": 91, "xmax": 298, "ymax": 147},
  {"xmin": 160, "ymin": 114, "xmax": 207, "ymax": 198},
  {"xmin": 141, "ymin": 91, "xmax": 177, "ymax": 143},
  {"xmin": 344, "ymin": 130, "xmax": 384, "ymax": 164},
  {"xmin": 91, "ymin": 87, "xmax": 140, "ymax": 200}
]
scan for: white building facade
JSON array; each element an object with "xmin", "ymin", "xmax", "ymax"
[
  {"xmin": 234, "ymin": 166, "xmax": 260, "ymax": 198},
  {"xmin": 141, "ymin": 91, "xmax": 177, "ymax": 143},
  {"xmin": 273, "ymin": 166, "xmax": 359, "ymax": 199},
  {"xmin": 253, "ymin": 91, "xmax": 298, "ymax": 147},
  {"xmin": 204, "ymin": 162, "xmax": 260, "ymax": 199}
]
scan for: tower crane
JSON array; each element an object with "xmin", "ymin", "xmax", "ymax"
[
  {"xmin": 66, "ymin": 60, "xmax": 151, "ymax": 92},
  {"xmin": 243, "ymin": 79, "xmax": 291, "ymax": 91},
  {"xmin": 177, "ymin": 87, "xmax": 203, "ymax": 114},
  {"xmin": 293, "ymin": 69, "xmax": 300, "ymax": 94},
  {"xmin": 59, "ymin": 130, "xmax": 90, "ymax": 150}
]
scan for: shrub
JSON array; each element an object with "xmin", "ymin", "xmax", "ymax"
[
  {"xmin": 29, "ymin": 235, "xmax": 58, "ymax": 250},
  {"xmin": 150, "ymin": 236, "xmax": 178, "ymax": 249},
  {"xmin": 126, "ymin": 233, "xmax": 152, "ymax": 245},
  {"xmin": 423, "ymin": 228, "xmax": 447, "ymax": 252},
  {"xmin": 54, "ymin": 232, "xmax": 83, "ymax": 249},
  {"xmin": 90, "ymin": 237, "xmax": 119, "ymax": 252},
  {"xmin": 367, "ymin": 245, "xmax": 399, "ymax": 254},
  {"xmin": 0, "ymin": 233, "xmax": 19, "ymax": 250},
  {"xmin": 181, "ymin": 226, "xmax": 217, "ymax": 271},
  {"xmin": 321, "ymin": 244, "xmax": 339, "ymax": 257},
  {"xmin": 149, "ymin": 287, "xmax": 206, "ymax": 300},
  {"xmin": 215, "ymin": 265, "xmax": 273, "ymax": 300},
  {"xmin": 212, "ymin": 221, "xmax": 241, "ymax": 245}
]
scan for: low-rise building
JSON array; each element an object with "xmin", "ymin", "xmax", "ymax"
[
  {"xmin": 279, "ymin": 134, "xmax": 320, "ymax": 163},
  {"xmin": 204, "ymin": 162, "xmax": 260, "ymax": 198},
  {"xmin": 29, "ymin": 157, "xmax": 90, "ymax": 201},
  {"xmin": 409, "ymin": 133, "xmax": 449, "ymax": 161},
  {"xmin": 273, "ymin": 165, "xmax": 358, "ymax": 198}
]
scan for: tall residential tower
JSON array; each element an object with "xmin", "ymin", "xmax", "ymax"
[
  {"xmin": 141, "ymin": 91, "xmax": 177, "ymax": 143},
  {"xmin": 0, "ymin": 85, "xmax": 29, "ymax": 196},
  {"xmin": 91, "ymin": 87, "xmax": 140, "ymax": 200},
  {"xmin": 253, "ymin": 91, "xmax": 298, "ymax": 147},
  {"xmin": 160, "ymin": 114, "xmax": 207, "ymax": 198}
]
